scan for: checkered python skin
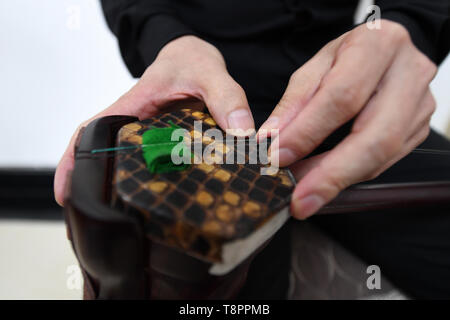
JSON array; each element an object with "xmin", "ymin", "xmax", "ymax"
[{"xmin": 112, "ymin": 109, "xmax": 295, "ymax": 263}]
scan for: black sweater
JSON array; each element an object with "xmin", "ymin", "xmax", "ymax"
[
  {"xmin": 101, "ymin": 1, "xmax": 450, "ymax": 71},
  {"xmin": 101, "ymin": 0, "xmax": 450, "ymax": 126},
  {"xmin": 100, "ymin": 0, "xmax": 450, "ymax": 299}
]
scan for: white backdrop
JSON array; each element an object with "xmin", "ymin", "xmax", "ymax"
[{"xmin": 0, "ymin": 0, "xmax": 449, "ymax": 167}]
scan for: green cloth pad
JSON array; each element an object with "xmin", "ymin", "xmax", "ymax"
[{"xmin": 141, "ymin": 123, "xmax": 191, "ymax": 174}]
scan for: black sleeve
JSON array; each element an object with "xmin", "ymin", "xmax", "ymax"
[
  {"xmin": 375, "ymin": 0, "xmax": 450, "ymax": 65},
  {"xmin": 100, "ymin": 0, "xmax": 195, "ymax": 77}
]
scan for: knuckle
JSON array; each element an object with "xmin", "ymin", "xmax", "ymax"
[
  {"xmin": 277, "ymin": 94, "xmax": 297, "ymax": 112},
  {"xmin": 236, "ymin": 83, "xmax": 246, "ymax": 97},
  {"xmin": 424, "ymin": 125, "xmax": 431, "ymax": 137},
  {"xmin": 300, "ymin": 129, "xmax": 320, "ymax": 151},
  {"xmin": 337, "ymin": 85, "xmax": 359, "ymax": 109},
  {"xmin": 382, "ymin": 20, "xmax": 410, "ymax": 44},
  {"xmin": 416, "ymin": 54, "xmax": 437, "ymax": 81},
  {"xmin": 222, "ymin": 76, "xmax": 247, "ymax": 99},
  {"xmin": 430, "ymin": 97, "xmax": 437, "ymax": 113},
  {"xmin": 427, "ymin": 94, "xmax": 437, "ymax": 115},
  {"xmin": 342, "ymin": 29, "xmax": 361, "ymax": 46},
  {"xmin": 323, "ymin": 37, "xmax": 341, "ymax": 53},
  {"xmin": 383, "ymin": 133, "xmax": 403, "ymax": 154},
  {"xmin": 227, "ymin": 78, "xmax": 245, "ymax": 95},
  {"xmin": 289, "ymin": 70, "xmax": 302, "ymax": 82},
  {"xmin": 323, "ymin": 171, "xmax": 349, "ymax": 194},
  {"xmin": 419, "ymin": 125, "xmax": 431, "ymax": 143},
  {"xmin": 323, "ymin": 83, "xmax": 361, "ymax": 118},
  {"xmin": 366, "ymin": 170, "xmax": 382, "ymax": 181},
  {"xmin": 290, "ymin": 126, "xmax": 319, "ymax": 156},
  {"xmin": 337, "ymin": 36, "xmax": 357, "ymax": 54},
  {"xmin": 369, "ymin": 135, "xmax": 403, "ymax": 164}
]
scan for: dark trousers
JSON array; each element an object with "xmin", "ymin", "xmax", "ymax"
[
  {"xmin": 310, "ymin": 130, "xmax": 450, "ymax": 299},
  {"xmin": 238, "ymin": 124, "xmax": 450, "ymax": 299}
]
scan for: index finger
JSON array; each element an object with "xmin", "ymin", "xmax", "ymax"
[{"xmin": 270, "ymin": 26, "xmax": 399, "ymax": 167}]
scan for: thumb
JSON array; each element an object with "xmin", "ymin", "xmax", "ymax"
[{"xmin": 200, "ymin": 73, "xmax": 254, "ymax": 135}]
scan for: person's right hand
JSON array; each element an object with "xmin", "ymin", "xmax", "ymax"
[{"xmin": 54, "ymin": 35, "xmax": 254, "ymax": 206}]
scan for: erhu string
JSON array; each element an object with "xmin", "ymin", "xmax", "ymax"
[{"xmin": 87, "ymin": 142, "xmax": 450, "ymax": 157}]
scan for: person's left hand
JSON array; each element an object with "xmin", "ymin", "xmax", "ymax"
[{"xmin": 259, "ymin": 20, "xmax": 437, "ymax": 219}]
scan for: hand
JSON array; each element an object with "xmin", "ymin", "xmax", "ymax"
[
  {"xmin": 54, "ymin": 35, "xmax": 254, "ymax": 206},
  {"xmin": 261, "ymin": 20, "xmax": 437, "ymax": 219}
]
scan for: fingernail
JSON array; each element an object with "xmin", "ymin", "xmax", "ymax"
[
  {"xmin": 227, "ymin": 109, "xmax": 254, "ymax": 131},
  {"xmin": 292, "ymin": 194, "xmax": 325, "ymax": 219}
]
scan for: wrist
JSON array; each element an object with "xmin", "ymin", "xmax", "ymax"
[{"xmin": 157, "ymin": 35, "xmax": 224, "ymax": 64}]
